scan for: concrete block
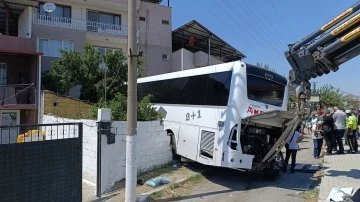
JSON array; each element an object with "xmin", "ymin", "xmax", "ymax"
[{"xmin": 97, "ymin": 108, "xmax": 111, "ymax": 121}]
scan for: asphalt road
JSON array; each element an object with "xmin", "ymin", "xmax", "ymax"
[{"xmin": 174, "ymin": 136, "xmax": 319, "ymax": 202}]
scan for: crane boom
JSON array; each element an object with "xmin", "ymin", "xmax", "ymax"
[{"xmin": 285, "ymin": 1, "xmax": 360, "ymax": 97}]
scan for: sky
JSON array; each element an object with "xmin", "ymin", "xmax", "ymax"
[{"xmin": 160, "ymin": 0, "xmax": 360, "ymax": 96}]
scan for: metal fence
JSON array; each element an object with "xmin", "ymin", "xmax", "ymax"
[{"xmin": 0, "ymin": 123, "xmax": 83, "ymax": 202}]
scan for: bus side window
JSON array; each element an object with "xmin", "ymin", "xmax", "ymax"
[{"xmin": 227, "ymin": 125, "xmax": 238, "ymax": 150}]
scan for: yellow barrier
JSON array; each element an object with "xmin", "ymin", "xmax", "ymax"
[{"xmin": 17, "ymin": 130, "xmax": 46, "ymax": 143}]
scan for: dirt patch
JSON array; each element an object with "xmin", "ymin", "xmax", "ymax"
[
  {"xmin": 145, "ymin": 174, "xmax": 206, "ymax": 201},
  {"xmin": 98, "ymin": 162, "xmax": 206, "ymax": 202},
  {"xmin": 299, "ymin": 188, "xmax": 320, "ymax": 202}
]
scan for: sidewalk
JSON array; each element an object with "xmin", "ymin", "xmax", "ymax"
[{"xmin": 318, "ymin": 143, "xmax": 360, "ymax": 201}]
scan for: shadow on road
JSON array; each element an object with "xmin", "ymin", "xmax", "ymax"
[{"xmin": 326, "ymin": 169, "xmax": 360, "ymax": 180}]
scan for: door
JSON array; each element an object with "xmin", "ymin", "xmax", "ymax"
[
  {"xmin": 197, "ymin": 127, "xmax": 217, "ymax": 166},
  {"xmin": 0, "ymin": 110, "xmax": 20, "ymax": 144}
]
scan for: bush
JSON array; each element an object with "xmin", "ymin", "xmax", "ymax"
[{"xmin": 90, "ymin": 93, "xmax": 163, "ymax": 122}]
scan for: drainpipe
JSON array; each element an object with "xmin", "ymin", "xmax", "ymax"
[
  {"xmin": 37, "ymin": 55, "xmax": 42, "ymax": 124},
  {"xmin": 208, "ymin": 35, "xmax": 213, "ymax": 65},
  {"xmin": 181, "ymin": 48, "xmax": 184, "ymax": 71}
]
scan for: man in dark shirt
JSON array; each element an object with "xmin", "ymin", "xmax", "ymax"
[{"xmin": 322, "ymin": 109, "xmax": 335, "ymax": 154}]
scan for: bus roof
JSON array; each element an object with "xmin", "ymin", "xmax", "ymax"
[
  {"xmin": 138, "ymin": 61, "xmax": 288, "ymax": 84},
  {"xmin": 138, "ymin": 61, "xmax": 242, "ymax": 83}
]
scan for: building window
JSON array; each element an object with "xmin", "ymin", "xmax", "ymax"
[
  {"xmin": 95, "ymin": 47, "xmax": 121, "ymax": 62},
  {"xmin": 39, "ymin": 3, "xmax": 71, "ymax": 19},
  {"xmin": 162, "ymin": 54, "xmax": 169, "ymax": 60},
  {"xmin": 38, "ymin": 39, "xmax": 74, "ymax": 57},
  {"xmin": 0, "ymin": 63, "xmax": 7, "ymax": 85},
  {"xmin": 87, "ymin": 10, "xmax": 121, "ymax": 31},
  {"xmin": 162, "ymin": 20, "xmax": 170, "ymax": 25},
  {"xmin": 139, "ymin": 17, "xmax": 146, "ymax": 21}
]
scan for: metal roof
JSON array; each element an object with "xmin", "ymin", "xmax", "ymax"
[
  {"xmin": 172, "ymin": 20, "xmax": 246, "ymax": 63},
  {"xmin": 140, "ymin": 0, "xmax": 163, "ymax": 4},
  {"xmin": 0, "ymin": 0, "xmax": 37, "ymax": 36}
]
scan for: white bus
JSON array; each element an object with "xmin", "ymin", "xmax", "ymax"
[{"xmin": 137, "ymin": 61, "xmax": 296, "ymax": 171}]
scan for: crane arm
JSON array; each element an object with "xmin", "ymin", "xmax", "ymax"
[{"xmin": 286, "ymin": 1, "xmax": 360, "ymax": 97}]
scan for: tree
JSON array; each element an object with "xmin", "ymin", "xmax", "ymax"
[
  {"xmin": 256, "ymin": 62, "xmax": 278, "ymax": 73},
  {"xmin": 42, "ymin": 44, "xmax": 162, "ymax": 122},
  {"xmin": 316, "ymin": 84, "xmax": 345, "ymax": 108},
  {"xmin": 89, "ymin": 93, "xmax": 163, "ymax": 122},
  {"xmin": 42, "ymin": 44, "xmax": 145, "ymax": 103}
]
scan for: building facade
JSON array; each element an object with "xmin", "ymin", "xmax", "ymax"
[{"xmin": 1, "ymin": 0, "xmax": 172, "ymax": 97}]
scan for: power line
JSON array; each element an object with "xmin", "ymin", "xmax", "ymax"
[
  {"xmin": 233, "ymin": 0, "xmax": 285, "ymax": 54},
  {"xmin": 194, "ymin": 0, "xmax": 287, "ymax": 69},
  {"xmin": 250, "ymin": 0, "xmax": 289, "ymax": 46},
  {"xmin": 241, "ymin": 0, "xmax": 288, "ymax": 47},
  {"xmin": 267, "ymin": 0, "xmax": 296, "ymax": 41},
  {"xmin": 222, "ymin": 1, "xmax": 286, "ymax": 63},
  {"xmin": 208, "ymin": 0, "xmax": 288, "ymax": 68}
]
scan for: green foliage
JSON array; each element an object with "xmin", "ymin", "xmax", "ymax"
[
  {"xmin": 90, "ymin": 93, "xmax": 163, "ymax": 122},
  {"xmin": 44, "ymin": 44, "xmax": 162, "ymax": 122},
  {"xmin": 287, "ymin": 94, "xmax": 296, "ymax": 111},
  {"xmin": 316, "ymin": 84, "xmax": 345, "ymax": 108},
  {"xmin": 255, "ymin": 62, "xmax": 278, "ymax": 73},
  {"xmin": 42, "ymin": 44, "xmax": 145, "ymax": 103}
]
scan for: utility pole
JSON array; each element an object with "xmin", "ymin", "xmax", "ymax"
[
  {"xmin": 125, "ymin": 0, "xmax": 138, "ymax": 201},
  {"xmin": 312, "ymin": 81, "xmax": 318, "ymax": 92}
]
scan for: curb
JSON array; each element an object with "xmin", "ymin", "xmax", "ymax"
[{"xmin": 136, "ymin": 175, "xmax": 194, "ymax": 202}]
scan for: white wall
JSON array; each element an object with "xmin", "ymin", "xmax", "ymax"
[
  {"xmin": 18, "ymin": 7, "xmax": 32, "ymax": 38},
  {"xmin": 138, "ymin": 2, "xmax": 172, "ymax": 76},
  {"xmin": 42, "ymin": 114, "xmax": 172, "ymax": 196},
  {"xmin": 172, "ymin": 48, "xmax": 224, "ymax": 71},
  {"xmin": 42, "ymin": 115, "xmax": 98, "ymax": 185},
  {"xmin": 194, "ymin": 51, "xmax": 224, "ymax": 67},
  {"xmin": 100, "ymin": 120, "xmax": 171, "ymax": 194}
]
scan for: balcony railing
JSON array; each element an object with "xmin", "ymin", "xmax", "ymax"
[
  {"xmin": 32, "ymin": 14, "xmax": 137, "ymax": 37},
  {"xmin": 0, "ymin": 84, "xmax": 35, "ymax": 106}
]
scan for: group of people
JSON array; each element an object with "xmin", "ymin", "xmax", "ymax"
[
  {"xmin": 282, "ymin": 106, "xmax": 360, "ymax": 173},
  {"xmin": 309, "ymin": 107, "xmax": 359, "ymax": 158}
]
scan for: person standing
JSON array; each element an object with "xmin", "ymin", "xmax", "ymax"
[
  {"xmin": 333, "ymin": 106, "xmax": 346, "ymax": 154},
  {"xmin": 312, "ymin": 121, "xmax": 324, "ymax": 158},
  {"xmin": 345, "ymin": 110, "xmax": 359, "ymax": 153},
  {"xmin": 321, "ymin": 109, "xmax": 335, "ymax": 155},
  {"xmin": 283, "ymin": 125, "xmax": 304, "ymax": 173}
]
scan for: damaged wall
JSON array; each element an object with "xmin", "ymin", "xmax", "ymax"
[{"xmin": 42, "ymin": 114, "xmax": 172, "ymax": 195}]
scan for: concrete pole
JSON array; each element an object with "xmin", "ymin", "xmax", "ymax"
[
  {"xmin": 37, "ymin": 55, "xmax": 42, "ymax": 124},
  {"xmin": 125, "ymin": 0, "xmax": 138, "ymax": 201}
]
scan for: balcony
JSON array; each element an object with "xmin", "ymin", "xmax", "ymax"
[
  {"xmin": 0, "ymin": 84, "xmax": 36, "ymax": 109},
  {"xmin": 32, "ymin": 14, "xmax": 139, "ymax": 37}
]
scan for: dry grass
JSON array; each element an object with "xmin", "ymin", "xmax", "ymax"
[
  {"xmin": 299, "ymin": 188, "xmax": 320, "ymax": 202},
  {"xmin": 145, "ymin": 174, "xmax": 206, "ymax": 201}
]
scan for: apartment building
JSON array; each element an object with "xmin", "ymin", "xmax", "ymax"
[
  {"xmin": 1, "ymin": 0, "xmax": 172, "ymax": 97},
  {"xmin": 0, "ymin": 1, "xmax": 41, "ymax": 132}
]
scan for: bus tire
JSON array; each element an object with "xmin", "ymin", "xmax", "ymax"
[{"xmin": 168, "ymin": 132, "xmax": 181, "ymax": 160}]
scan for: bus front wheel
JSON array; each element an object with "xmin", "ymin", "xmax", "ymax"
[{"xmin": 168, "ymin": 132, "xmax": 181, "ymax": 160}]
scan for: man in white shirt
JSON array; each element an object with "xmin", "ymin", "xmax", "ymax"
[
  {"xmin": 333, "ymin": 106, "xmax": 346, "ymax": 154},
  {"xmin": 283, "ymin": 125, "xmax": 304, "ymax": 173}
]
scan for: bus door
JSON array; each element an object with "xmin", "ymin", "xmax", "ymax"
[
  {"xmin": 196, "ymin": 127, "xmax": 217, "ymax": 165},
  {"xmin": 222, "ymin": 124, "xmax": 254, "ymax": 169}
]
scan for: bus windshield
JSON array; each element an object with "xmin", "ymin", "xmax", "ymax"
[{"xmin": 247, "ymin": 75, "xmax": 285, "ymax": 107}]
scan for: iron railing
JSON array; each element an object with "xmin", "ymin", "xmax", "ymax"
[
  {"xmin": 0, "ymin": 122, "xmax": 82, "ymax": 145},
  {"xmin": 0, "ymin": 84, "xmax": 35, "ymax": 106},
  {"xmin": 32, "ymin": 14, "xmax": 139, "ymax": 37}
]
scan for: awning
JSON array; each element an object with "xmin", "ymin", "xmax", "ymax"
[{"xmin": 172, "ymin": 20, "xmax": 246, "ymax": 63}]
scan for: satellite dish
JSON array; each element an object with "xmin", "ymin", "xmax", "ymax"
[{"xmin": 43, "ymin": 2, "xmax": 56, "ymax": 13}]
